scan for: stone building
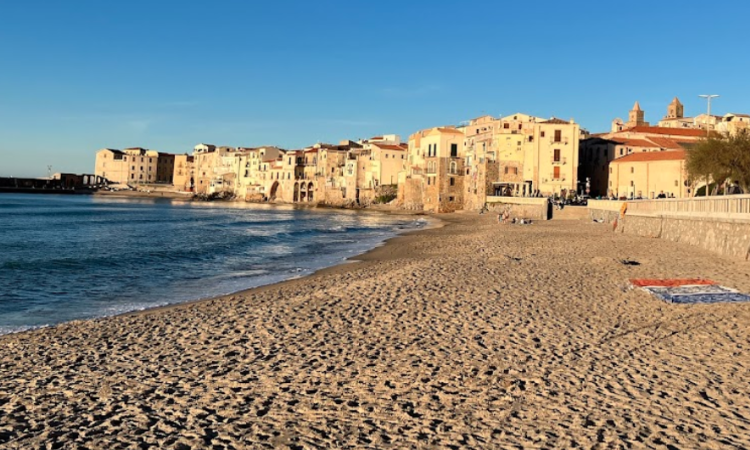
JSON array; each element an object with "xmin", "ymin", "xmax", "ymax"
[
  {"xmin": 173, "ymin": 154, "xmax": 194, "ymax": 192},
  {"xmin": 399, "ymin": 127, "xmax": 465, "ymax": 212},
  {"xmin": 462, "ymin": 113, "xmax": 581, "ymax": 203},
  {"xmin": 94, "ymin": 147, "xmax": 175, "ymax": 185}
]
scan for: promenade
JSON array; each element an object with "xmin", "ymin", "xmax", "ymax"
[{"xmin": 1, "ymin": 212, "xmax": 749, "ymax": 449}]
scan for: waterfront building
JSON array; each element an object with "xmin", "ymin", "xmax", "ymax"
[
  {"xmin": 461, "ymin": 113, "xmax": 581, "ymax": 206},
  {"xmin": 193, "ymin": 144, "xmax": 241, "ymax": 194},
  {"xmin": 94, "ymin": 147, "xmax": 175, "ymax": 185},
  {"xmin": 173, "ymin": 154, "xmax": 194, "ymax": 192},
  {"xmin": 399, "ymin": 126, "xmax": 465, "ymax": 212}
]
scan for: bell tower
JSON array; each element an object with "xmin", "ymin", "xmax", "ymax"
[
  {"xmin": 627, "ymin": 101, "xmax": 647, "ymax": 127},
  {"xmin": 666, "ymin": 97, "xmax": 684, "ymax": 119}
]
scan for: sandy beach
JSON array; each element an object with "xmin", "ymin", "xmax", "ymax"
[{"xmin": 1, "ymin": 210, "xmax": 750, "ymax": 449}]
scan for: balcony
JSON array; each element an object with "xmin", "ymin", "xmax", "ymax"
[
  {"xmin": 550, "ymin": 137, "xmax": 569, "ymax": 145},
  {"xmin": 550, "ymin": 157, "xmax": 567, "ymax": 165},
  {"xmin": 547, "ymin": 173, "xmax": 567, "ymax": 182}
]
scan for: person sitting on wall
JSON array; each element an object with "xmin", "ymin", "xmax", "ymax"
[{"xmin": 657, "ymin": 191, "xmax": 666, "ymax": 199}]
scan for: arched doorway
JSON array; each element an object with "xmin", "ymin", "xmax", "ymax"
[
  {"xmin": 300, "ymin": 183, "xmax": 307, "ymax": 202},
  {"xmin": 293, "ymin": 182, "xmax": 300, "ymax": 202},
  {"xmin": 269, "ymin": 181, "xmax": 280, "ymax": 201},
  {"xmin": 307, "ymin": 182, "xmax": 314, "ymax": 202}
]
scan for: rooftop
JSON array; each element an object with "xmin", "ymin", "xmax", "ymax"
[
  {"xmin": 619, "ymin": 126, "xmax": 706, "ymax": 138},
  {"xmin": 612, "ymin": 149, "xmax": 686, "ymax": 163}
]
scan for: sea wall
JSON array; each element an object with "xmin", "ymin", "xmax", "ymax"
[
  {"xmin": 485, "ymin": 196, "xmax": 550, "ymax": 220},
  {"xmin": 588, "ymin": 196, "xmax": 750, "ymax": 260}
]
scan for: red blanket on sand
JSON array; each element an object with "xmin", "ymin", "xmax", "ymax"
[{"xmin": 629, "ymin": 279, "xmax": 717, "ymax": 288}]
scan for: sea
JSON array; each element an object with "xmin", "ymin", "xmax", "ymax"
[{"xmin": 0, "ymin": 194, "xmax": 426, "ymax": 335}]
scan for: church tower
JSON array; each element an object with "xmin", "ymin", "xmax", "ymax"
[
  {"xmin": 627, "ymin": 101, "xmax": 647, "ymax": 128},
  {"xmin": 666, "ymin": 97, "xmax": 684, "ymax": 119}
]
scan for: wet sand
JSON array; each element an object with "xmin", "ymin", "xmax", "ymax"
[{"xmin": 1, "ymin": 212, "xmax": 750, "ymax": 449}]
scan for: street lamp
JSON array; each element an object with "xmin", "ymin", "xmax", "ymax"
[
  {"xmin": 699, "ymin": 94, "xmax": 719, "ymax": 196},
  {"xmin": 698, "ymin": 94, "xmax": 719, "ymax": 137}
]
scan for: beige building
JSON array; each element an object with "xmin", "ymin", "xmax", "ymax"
[
  {"xmin": 716, "ymin": 113, "xmax": 750, "ymax": 135},
  {"xmin": 608, "ymin": 150, "xmax": 688, "ymax": 199},
  {"xmin": 581, "ymin": 100, "xmax": 707, "ymax": 198},
  {"xmin": 399, "ymin": 127, "xmax": 465, "ymax": 212},
  {"xmin": 173, "ymin": 154, "xmax": 194, "ymax": 192},
  {"xmin": 95, "ymin": 147, "xmax": 175, "ymax": 185},
  {"xmin": 462, "ymin": 114, "xmax": 581, "ymax": 204}
]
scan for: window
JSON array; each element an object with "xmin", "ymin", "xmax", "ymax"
[
  {"xmin": 450, "ymin": 178, "xmax": 455, "ymax": 186},
  {"xmin": 675, "ymin": 180, "xmax": 679, "ymax": 187},
  {"xmin": 528, "ymin": 136, "xmax": 534, "ymax": 143},
  {"xmin": 631, "ymin": 167, "xmax": 634, "ymax": 174},
  {"xmin": 630, "ymin": 180, "xmax": 634, "ymax": 187},
  {"xmin": 504, "ymin": 166, "xmax": 509, "ymax": 174},
  {"xmin": 131, "ymin": 174, "xmax": 134, "ymax": 179},
  {"xmin": 513, "ymin": 167, "xmax": 518, "ymax": 175},
  {"xmin": 554, "ymin": 149, "xmax": 561, "ymax": 162},
  {"xmin": 554, "ymin": 130, "xmax": 562, "ymax": 143},
  {"xmin": 131, "ymin": 166, "xmax": 135, "ymax": 170},
  {"xmin": 553, "ymin": 166, "xmax": 560, "ymax": 179},
  {"xmin": 449, "ymin": 196, "xmax": 455, "ymax": 202},
  {"xmin": 518, "ymin": 124, "xmax": 522, "ymax": 130},
  {"xmin": 620, "ymin": 149, "xmax": 624, "ymax": 156},
  {"xmin": 609, "ymin": 167, "xmax": 612, "ymax": 174},
  {"xmin": 450, "ymin": 144, "xmax": 458, "ymax": 157},
  {"xmin": 503, "ymin": 123, "xmax": 509, "ymax": 129},
  {"xmin": 541, "ymin": 131, "xmax": 545, "ymax": 138}
]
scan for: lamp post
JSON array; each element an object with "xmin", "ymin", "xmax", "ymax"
[{"xmin": 699, "ymin": 94, "xmax": 719, "ymax": 196}]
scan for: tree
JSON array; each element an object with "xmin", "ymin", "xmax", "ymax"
[{"xmin": 686, "ymin": 131, "xmax": 750, "ymax": 195}]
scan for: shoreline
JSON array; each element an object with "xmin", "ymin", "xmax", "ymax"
[
  {"xmin": 2, "ymin": 212, "xmax": 750, "ymax": 448},
  {"xmin": 0, "ymin": 208, "xmax": 440, "ymax": 337},
  {"xmin": 121, "ymin": 213, "xmax": 443, "ymax": 323}
]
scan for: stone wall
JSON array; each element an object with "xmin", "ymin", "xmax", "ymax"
[
  {"xmin": 589, "ymin": 209, "xmax": 619, "ymax": 223},
  {"xmin": 486, "ymin": 198, "xmax": 550, "ymax": 221},
  {"xmin": 589, "ymin": 200, "xmax": 750, "ymax": 260},
  {"xmin": 615, "ymin": 215, "xmax": 750, "ymax": 260},
  {"xmin": 400, "ymin": 177, "xmax": 425, "ymax": 211}
]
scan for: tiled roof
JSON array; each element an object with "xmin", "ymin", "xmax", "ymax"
[
  {"xmin": 434, "ymin": 127, "xmax": 464, "ymax": 135},
  {"xmin": 619, "ymin": 126, "xmax": 706, "ymax": 137},
  {"xmin": 611, "ymin": 138, "xmax": 657, "ymax": 148},
  {"xmin": 611, "ymin": 150, "xmax": 686, "ymax": 163},
  {"xmin": 373, "ymin": 144, "xmax": 406, "ymax": 151},
  {"xmin": 541, "ymin": 118, "xmax": 570, "ymax": 125},
  {"xmin": 646, "ymin": 137, "xmax": 685, "ymax": 149}
]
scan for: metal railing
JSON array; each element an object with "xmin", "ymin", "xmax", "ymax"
[{"xmin": 589, "ymin": 195, "xmax": 750, "ymax": 218}]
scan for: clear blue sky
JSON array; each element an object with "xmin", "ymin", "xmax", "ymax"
[{"xmin": 1, "ymin": 0, "xmax": 748, "ymax": 177}]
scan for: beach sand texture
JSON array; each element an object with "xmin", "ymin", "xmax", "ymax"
[{"xmin": 1, "ymin": 212, "xmax": 750, "ymax": 449}]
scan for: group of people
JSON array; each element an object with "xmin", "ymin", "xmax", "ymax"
[
  {"xmin": 496, "ymin": 208, "xmax": 533, "ymax": 225},
  {"xmin": 605, "ymin": 191, "xmax": 676, "ymax": 201}
]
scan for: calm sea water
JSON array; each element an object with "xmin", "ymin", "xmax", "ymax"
[{"xmin": 0, "ymin": 194, "xmax": 425, "ymax": 335}]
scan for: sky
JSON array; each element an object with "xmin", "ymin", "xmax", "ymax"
[{"xmin": 1, "ymin": 0, "xmax": 749, "ymax": 177}]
